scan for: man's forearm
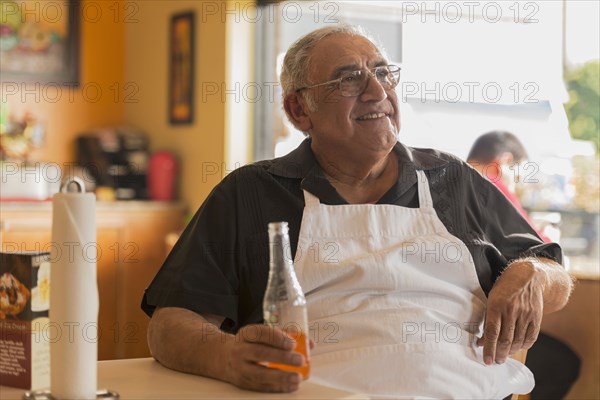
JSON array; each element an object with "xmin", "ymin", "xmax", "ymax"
[{"xmin": 147, "ymin": 307, "xmax": 233, "ymax": 381}]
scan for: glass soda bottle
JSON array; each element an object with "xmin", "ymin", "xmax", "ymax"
[{"xmin": 263, "ymin": 221, "xmax": 310, "ymax": 379}]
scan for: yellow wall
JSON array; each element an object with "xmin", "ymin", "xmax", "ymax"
[
  {"xmin": 125, "ymin": 0, "xmax": 235, "ymax": 212},
  {"xmin": 1, "ymin": 0, "xmax": 125, "ymax": 164}
]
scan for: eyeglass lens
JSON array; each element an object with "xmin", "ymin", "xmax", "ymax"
[{"xmin": 340, "ymin": 66, "xmax": 400, "ymax": 96}]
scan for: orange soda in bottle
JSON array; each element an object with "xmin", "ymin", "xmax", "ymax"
[{"xmin": 263, "ymin": 222, "xmax": 310, "ymax": 379}]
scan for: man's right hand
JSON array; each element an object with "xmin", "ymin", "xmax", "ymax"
[
  {"xmin": 224, "ymin": 324, "xmax": 305, "ymax": 392},
  {"xmin": 148, "ymin": 308, "xmax": 307, "ymax": 393}
]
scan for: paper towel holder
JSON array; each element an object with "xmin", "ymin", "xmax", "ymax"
[
  {"xmin": 22, "ymin": 389, "xmax": 119, "ymax": 400},
  {"xmin": 60, "ymin": 177, "xmax": 86, "ymax": 193},
  {"xmin": 42, "ymin": 177, "xmax": 117, "ymax": 399}
]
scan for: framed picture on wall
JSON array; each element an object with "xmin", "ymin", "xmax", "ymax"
[
  {"xmin": 169, "ymin": 11, "xmax": 195, "ymax": 125},
  {"xmin": 0, "ymin": 0, "xmax": 80, "ymax": 85}
]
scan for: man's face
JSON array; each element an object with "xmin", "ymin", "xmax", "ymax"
[{"xmin": 302, "ymin": 34, "xmax": 401, "ymax": 158}]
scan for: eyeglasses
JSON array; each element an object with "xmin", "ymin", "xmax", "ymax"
[{"xmin": 296, "ymin": 65, "xmax": 401, "ymax": 97}]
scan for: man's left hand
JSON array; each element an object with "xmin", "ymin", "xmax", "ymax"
[{"xmin": 477, "ymin": 259, "xmax": 547, "ymax": 365}]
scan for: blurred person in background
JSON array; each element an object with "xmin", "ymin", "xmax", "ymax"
[
  {"xmin": 468, "ymin": 131, "xmax": 581, "ymax": 399},
  {"xmin": 467, "ymin": 131, "xmax": 550, "ymax": 241}
]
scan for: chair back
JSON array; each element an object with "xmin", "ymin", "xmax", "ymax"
[{"xmin": 511, "ymin": 349, "xmax": 530, "ymax": 400}]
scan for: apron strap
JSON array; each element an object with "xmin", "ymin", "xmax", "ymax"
[
  {"xmin": 303, "ymin": 189, "xmax": 321, "ymax": 207},
  {"xmin": 416, "ymin": 170, "xmax": 434, "ymax": 210}
]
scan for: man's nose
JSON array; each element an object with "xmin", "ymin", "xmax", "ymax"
[{"xmin": 360, "ymin": 73, "xmax": 388, "ymax": 102}]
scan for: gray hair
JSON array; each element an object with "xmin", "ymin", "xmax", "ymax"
[{"xmin": 280, "ymin": 25, "xmax": 385, "ymax": 114}]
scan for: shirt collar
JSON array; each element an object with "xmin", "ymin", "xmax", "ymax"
[
  {"xmin": 266, "ymin": 137, "xmax": 450, "ymax": 180},
  {"xmin": 265, "ymin": 138, "xmax": 317, "ymax": 179}
]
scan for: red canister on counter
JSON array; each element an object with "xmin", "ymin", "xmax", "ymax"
[{"xmin": 148, "ymin": 150, "xmax": 178, "ymax": 201}]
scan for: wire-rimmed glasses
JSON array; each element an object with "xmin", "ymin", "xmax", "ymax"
[{"xmin": 296, "ymin": 65, "xmax": 401, "ymax": 97}]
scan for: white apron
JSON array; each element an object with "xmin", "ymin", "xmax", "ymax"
[{"xmin": 294, "ymin": 170, "xmax": 534, "ymax": 399}]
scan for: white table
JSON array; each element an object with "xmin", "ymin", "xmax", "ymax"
[{"xmin": 0, "ymin": 358, "xmax": 368, "ymax": 399}]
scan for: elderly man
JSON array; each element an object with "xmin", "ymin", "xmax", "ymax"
[{"xmin": 142, "ymin": 26, "xmax": 572, "ymax": 398}]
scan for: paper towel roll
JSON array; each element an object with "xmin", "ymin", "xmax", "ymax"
[{"xmin": 50, "ymin": 185, "xmax": 98, "ymax": 399}]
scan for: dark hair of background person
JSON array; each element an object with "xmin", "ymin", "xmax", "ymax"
[{"xmin": 467, "ymin": 131, "xmax": 529, "ymax": 164}]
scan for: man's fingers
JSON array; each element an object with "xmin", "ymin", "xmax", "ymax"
[
  {"xmin": 245, "ymin": 343, "xmax": 305, "ymax": 367},
  {"xmin": 238, "ymin": 324, "xmax": 295, "ymax": 350},
  {"xmin": 522, "ymin": 321, "xmax": 540, "ymax": 350},
  {"xmin": 237, "ymin": 362, "xmax": 301, "ymax": 392},
  {"xmin": 509, "ymin": 319, "xmax": 528, "ymax": 355},
  {"xmin": 482, "ymin": 318, "xmax": 501, "ymax": 365},
  {"xmin": 495, "ymin": 321, "xmax": 516, "ymax": 364},
  {"xmin": 229, "ymin": 332, "xmax": 302, "ymax": 368}
]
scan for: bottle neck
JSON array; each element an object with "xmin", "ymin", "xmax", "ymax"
[
  {"xmin": 267, "ymin": 225, "xmax": 305, "ymax": 302},
  {"xmin": 268, "ymin": 230, "xmax": 294, "ymax": 275}
]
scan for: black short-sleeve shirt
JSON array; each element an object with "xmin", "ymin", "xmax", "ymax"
[{"xmin": 142, "ymin": 139, "xmax": 561, "ymax": 333}]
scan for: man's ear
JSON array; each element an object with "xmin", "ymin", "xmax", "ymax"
[{"xmin": 284, "ymin": 93, "xmax": 312, "ymax": 132}]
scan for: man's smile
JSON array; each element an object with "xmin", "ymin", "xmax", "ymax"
[{"xmin": 356, "ymin": 112, "xmax": 390, "ymax": 121}]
